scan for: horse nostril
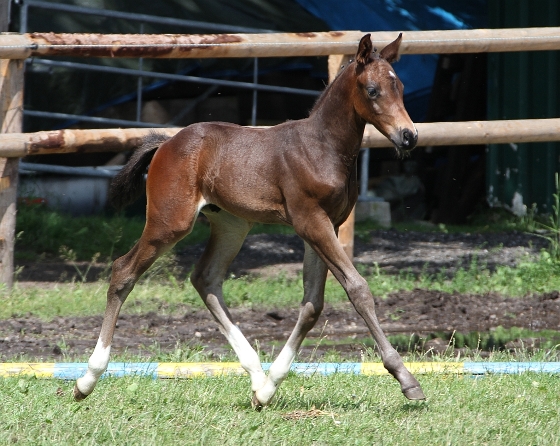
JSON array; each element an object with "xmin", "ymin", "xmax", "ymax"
[
  {"xmin": 402, "ymin": 129, "xmax": 411, "ymax": 146},
  {"xmin": 401, "ymin": 129, "xmax": 417, "ymax": 149}
]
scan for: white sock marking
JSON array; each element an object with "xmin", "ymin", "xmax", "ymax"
[
  {"xmin": 256, "ymin": 346, "xmax": 296, "ymax": 404},
  {"xmin": 76, "ymin": 338, "xmax": 111, "ymax": 395},
  {"xmin": 223, "ymin": 325, "xmax": 266, "ymax": 391}
]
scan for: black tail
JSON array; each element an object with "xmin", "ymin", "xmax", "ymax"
[{"xmin": 109, "ymin": 132, "xmax": 171, "ymax": 210}]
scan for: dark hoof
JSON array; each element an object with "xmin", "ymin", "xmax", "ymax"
[
  {"xmin": 73, "ymin": 384, "xmax": 88, "ymax": 402},
  {"xmin": 402, "ymin": 385, "xmax": 426, "ymax": 400},
  {"xmin": 251, "ymin": 393, "xmax": 263, "ymax": 411}
]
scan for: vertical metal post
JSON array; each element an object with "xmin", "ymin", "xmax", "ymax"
[
  {"xmin": 18, "ymin": 0, "xmax": 28, "ymax": 33},
  {"xmin": 359, "ymin": 147, "xmax": 370, "ymax": 200},
  {"xmin": 251, "ymin": 57, "xmax": 258, "ymax": 126},
  {"xmin": 1, "ymin": 0, "xmax": 11, "ymax": 31},
  {"xmin": 136, "ymin": 23, "xmax": 144, "ymax": 122},
  {"xmin": 328, "ymin": 54, "xmax": 354, "ymax": 261},
  {"xmin": 0, "ymin": 0, "xmax": 24, "ymax": 288}
]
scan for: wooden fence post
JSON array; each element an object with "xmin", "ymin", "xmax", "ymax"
[
  {"xmin": 328, "ymin": 54, "xmax": 355, "ymax": 261},
  {"xmin": 0, "ymin": 0, "xmax": 22, "ymax": 288},
  {"xmin": 0, "ymin": 0, "xmax": 23, "ymax": 288},
  {"xmin": 0, "ymin": 59, "xmax": 22, "ymax": 288}
]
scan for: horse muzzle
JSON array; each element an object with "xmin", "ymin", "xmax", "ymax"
[{"xmin": 391, "ymin": 128, "xmax": 418, "ymax": 152}]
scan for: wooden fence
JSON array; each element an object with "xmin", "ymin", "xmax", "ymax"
[
  {"xmin": 1, "ymin": 27, "xmax": 560, "ymax": 286},
  {"xmin": 2, "ymin": 28, "xmax": 560, "ymax": 59},
  {"xmin": 2, "ymin": 119, "xmax": 560, "ymax": 157}
]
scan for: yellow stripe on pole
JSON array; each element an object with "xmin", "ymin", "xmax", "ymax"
[
  {"xmin": 361, "ymin": 362, "xmax": 465, "ymax": 375},
  {"xmin": 157, "ymin": 362, "xmax": 247, "ymax": 378},
  {"xmin": 406, "ymin": 362, "xmax": 465, "ymax": 375},
  {"xmin": 0, "ymin": 363, "xmax": 55, "ymax": 378}
]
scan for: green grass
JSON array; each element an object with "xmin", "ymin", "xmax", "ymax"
[
  {"xmin": 15, "ymin": 205, "xmax": 209, "ymax": 262},
  {"xmin": 1, "ymin": 372, "xmax": 560, "ymax": 445},
  {"xmin": 17, "ymin": 205, "xmax": 536, "ymax": 263},
  {"xmin": 6, "ymin": 207, "xmax": 560, "ymax": 444},
  {"xmin": 300, "ymin": 327, "xmax": 560, "ymax": 357},
  {"xmin": 9, "ymin": 208, "xmax": 558, "ymax": 319},
  {"xmin": 14, "ymin": 205, "xmax": 560, "ymax": 322},
  {"xmin": 3, "ymin": 249, "xmax": 560, "ymax": 320},
  {"xmin": 15, "ymin": 205, "xmax": 297, "ymax": 263}
]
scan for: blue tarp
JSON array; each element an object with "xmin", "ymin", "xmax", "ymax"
[{"xmin": 295, "ymin": 0, "xmax": 487, "ymax": 120}]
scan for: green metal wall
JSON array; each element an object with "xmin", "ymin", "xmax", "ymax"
[{"xmin": 487, "ymin": 0, "xmax": 560, "ymax": 213}]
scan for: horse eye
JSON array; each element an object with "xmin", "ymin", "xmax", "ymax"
[{"xmin": 367, "ymin": 87, "xmax": 378, "ymax": 98}]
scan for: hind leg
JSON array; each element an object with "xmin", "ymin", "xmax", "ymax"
[
  {"xmin": 190, "ymin": 209, "xmax": 267, "ymax": 396},
  {"xmin": 254, "ymin": 241, "xmax": 328, "ymax": 407},
  {"xmin": 73, "ymin": 198, "xmax": 203, "ymax": 401}
]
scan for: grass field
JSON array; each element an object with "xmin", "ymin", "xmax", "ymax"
[
  {"xmin": 2, "ymin": 372, "xmax": 560, "ymax": 445},
  {"xmin": 13, "ymin": 204, "xmax": 538, "ymax": 263},
  {"xmin": 4, "ymin": 207, "xmax": 560, "ymax": 444},
  {"xmin": 3, "ymin": 250, "xmax": 560, "ymax": 321}
]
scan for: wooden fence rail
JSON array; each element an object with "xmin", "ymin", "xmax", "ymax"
[
  {"xmin": 1, "ymin": 27, "xmax": 560, "ymax": 59},
  {"xmin": 1, "ymin": 118, "xmax": 560, "ymax": 158}
]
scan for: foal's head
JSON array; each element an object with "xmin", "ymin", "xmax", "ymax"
[{"xmin": 352, "ymin": 33, "xmax": 417, "ymax": 154}]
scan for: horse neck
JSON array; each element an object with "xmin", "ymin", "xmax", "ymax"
[{"xmin": 308, "ymin": 66, "xmax": 365, "ymax": 155}]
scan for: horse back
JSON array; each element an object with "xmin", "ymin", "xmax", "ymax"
[
  {"xmin": 150, "ymin": 122, "xmax": 290, "ymax": 223},
  {"xmin": 150, "ymin": 120, "xmax": 357, "ymax": 225}
]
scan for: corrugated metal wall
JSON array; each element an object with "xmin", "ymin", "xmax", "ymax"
[{"xmin": 487, "ymin": 0, "xmax": 560, "ymax": 213}]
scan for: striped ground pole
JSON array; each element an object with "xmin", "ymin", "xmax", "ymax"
[{"xmin": 2, "ymin": 362, "xmax": 560, "ymax": 379}]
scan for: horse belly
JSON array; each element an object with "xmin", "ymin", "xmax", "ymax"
[
  {"xmin": 192, "ymin": 124, "xmax": 290, "ymax": 224},
  {"xmin": 202, "ymin": 168, "xmax": 288, "ymax": 225}
]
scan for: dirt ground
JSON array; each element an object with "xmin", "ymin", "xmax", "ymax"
[{"xmin": 4, "ymin": 229, "xmax": 560, "ymax": 362}]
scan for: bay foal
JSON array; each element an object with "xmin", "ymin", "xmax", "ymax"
[{"xmin": 74, "ymin": 33, "xmax": 425, "ymax": 406}]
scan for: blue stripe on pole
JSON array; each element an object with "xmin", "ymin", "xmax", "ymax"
[
  {"xmin": 464, "ymin": 362, "xmax": 560, "ymax": 375},
  {"xmin": 53, "ymin": 362, "xmax": 159, "ymax": 380}
]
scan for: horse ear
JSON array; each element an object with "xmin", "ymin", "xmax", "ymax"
[
  {"xmin": 356, "ymin": 34, "xmax": 373, "ymax": 66},
  {"xmin": 379, "ymin": 33, "xmax": 402, "ymax": 63}
]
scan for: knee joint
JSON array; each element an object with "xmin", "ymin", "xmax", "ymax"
[
  {"xmin": 190, "ymin": 269, "xmax": 204, "ymax": 291},
  {"xmin": 190, "ymin": 269, "xmax": 221, "ymax": 293},
  {"xmin": 300, "ymin": 301, "xmax": 323, "ymax": 327},
  {"xmin": 346, "ymin": 277, "xmax": 374, "ymax": 309}
]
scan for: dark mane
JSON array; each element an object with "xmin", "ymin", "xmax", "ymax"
[
  {"xmin": 310, "ymin": 50, "xmax": 389, "ymax": 116},
  {"xmin": 309, "ymin": 60, "xmax": 355, "ymax": 115}
]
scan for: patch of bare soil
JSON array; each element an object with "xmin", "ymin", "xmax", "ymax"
[{"xmin": 4, "ymin": 230, "xmax": 559, "ymax": 362}]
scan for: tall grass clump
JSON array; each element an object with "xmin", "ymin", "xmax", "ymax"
[{"xmin": 531, "ymin": 172, "xmax": 560, "ymax": 261}]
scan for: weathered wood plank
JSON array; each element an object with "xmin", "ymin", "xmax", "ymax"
[
  {"xmin": 2, "ymin": 27, "xmax": 560, "ymax": 59},
  {"xmin": 0, "ymin": 0, "xmax": 23, "ymax": 286}
]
